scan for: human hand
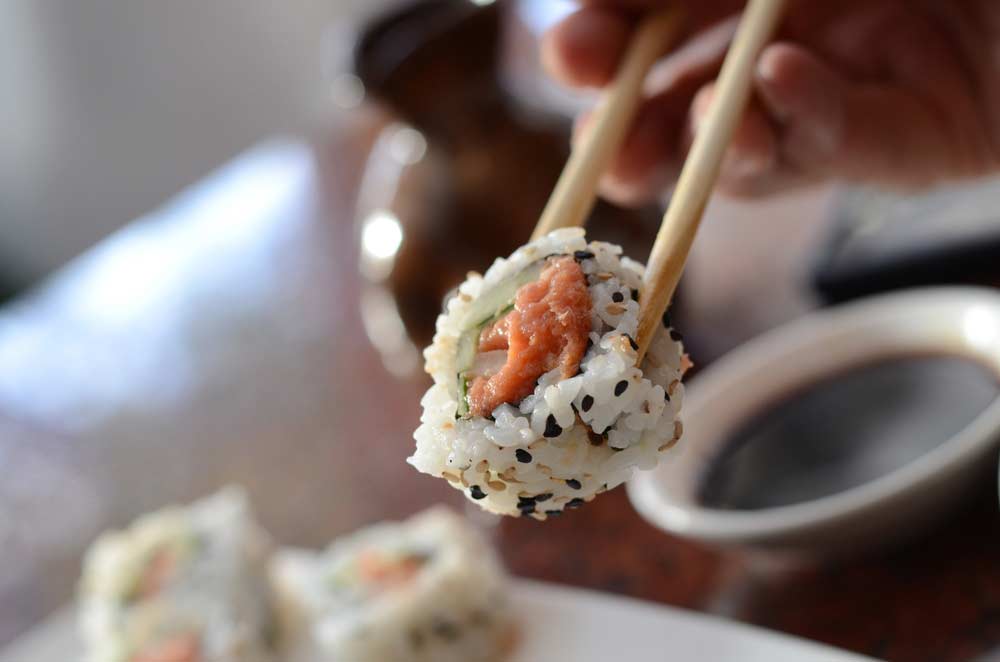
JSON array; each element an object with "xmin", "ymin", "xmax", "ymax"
[{"xmin": 542, "ymin": 0, "xmax": 1000, "ymax": 202}]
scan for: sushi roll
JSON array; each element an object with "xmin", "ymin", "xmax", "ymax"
[
  {"xmin": 272, "ymin": 507, "xmax": 515, "ymax": 662},
  {"xmin": 79, "ymin": 488, "xmax": 276, "ymax": 662},
  {"xmin": 411, "ymin": 228, "xmax": 688, "ymax": 519}
]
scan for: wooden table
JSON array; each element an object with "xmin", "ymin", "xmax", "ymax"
[{"xmin": 0, "ymin": 123, "xmax": 997, "ymax": 662}]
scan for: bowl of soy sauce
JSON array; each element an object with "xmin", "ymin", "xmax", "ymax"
[{"xmin": 628, "ymin": 287, "xmax": 1000, "ymax": 557}]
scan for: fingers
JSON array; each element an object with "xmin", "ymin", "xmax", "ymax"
[
  {"xmin": 754, "ymin": 43, "xmax": 846, "ymax": 172},
  {"xmin": 711, "ymin": 93, "xmax": 780, "ymax": 197},
  {"xmin": 542, "ymin": 7, "xmax": 632, "ymax": 88},
  {"xmin": 543, "ymin": 2, "xmax": 740, "ymax": 89},
  {"xmin": 574, "ymin": 22, "xmax": 737, "ymax": 206},
  {"xmin": 552, "ymin": 13, "xmax": 986, "ymax": 202},
  {"xmin": 754, "ymin": 42, "xmax": 964, "ymax": 189},
  {"xmin": 593, "ymin": 99, "xmax": 680, "ymax": 204}
]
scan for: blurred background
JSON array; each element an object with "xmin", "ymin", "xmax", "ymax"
[{"xmin": 2, "ymin": 0, "xmax": 1000, "ymax": 660}]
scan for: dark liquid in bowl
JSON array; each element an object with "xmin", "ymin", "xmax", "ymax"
[{"xmin": 698, "ymin": 355, "xmax": 1000, "ymax": 510}]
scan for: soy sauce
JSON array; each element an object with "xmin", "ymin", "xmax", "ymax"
[{"xmin": 698, "ymin": 355, "xmax": 1000, "ymax": 510}]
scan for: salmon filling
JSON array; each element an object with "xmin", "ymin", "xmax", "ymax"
[
  {"xmin": 468, "ymin": 256, "xmax": 591, "ymax": 417},
  {"xmin": 135, "ymin": 549, "xmax": 177, "ymax": 601},
  {"xmin": 132, "ymin": 633, "xmax": 201, "ymax": 662},
  {"xmin": 356, "ymin": 550, "xmax": 426, "ymax": 588}
]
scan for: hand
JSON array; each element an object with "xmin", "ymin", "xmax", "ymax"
[{"xmin": 542, "ymin": 0, "xmax": 1000, "ymax": 202}]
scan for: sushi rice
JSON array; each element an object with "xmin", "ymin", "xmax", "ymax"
[
  {"xmin": 410, "ymin": 228, "xmax": 687, "ymax": 519},
  {"xmin": 272, "ymin": 507, "xmax": 514, "ymax": 662},
  {"xmin": 78, "ymin": 488, "xmax": 276, "ymax": 662}
]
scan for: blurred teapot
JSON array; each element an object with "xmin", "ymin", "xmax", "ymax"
[{"xmin": 350, "ymin": 0, "xmax": 662, "ymax": 373}]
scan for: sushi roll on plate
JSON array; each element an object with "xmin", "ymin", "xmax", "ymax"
[
  {"xmin": 272, "ymin": 507, "xmax": 515, "ymax": 662},
  {"xmin": 411, "ymin": 228, "xmax": 689, "ymax": 519},
  {"xmin": 78, "ymin": 488, "xmax": 276, "ymax": 662}
]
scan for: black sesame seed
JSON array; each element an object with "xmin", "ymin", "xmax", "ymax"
[
  {"xmin": 534, "ymin": 492, "xmax": 553, "ymax": 502},
  {"xmin": 517, "ymin": 501, "xmax": 537, "ymax": 514},
  {"xmin": 631, "ymin": 288, "xmax": 639, "ymax": 302},
  {"xmin": 566, "ymin": 478, "xmax": 582, "ymax": 490},
  {"xmin": 581, "ymin": 395, "xmax": 594, "ymax": 412},
  {"xmin": 670, "ymin": 329, "xmax": 684, "ymax": 342},
  {"xmin": 545, "ymin": 509, "xmax": 563, "ymax": 516},
  {"xmin": 543, "ymin": 414, "xmax": 563, "ymax": 438},
  {"xmin": 573, "ymin": 250, "xmax": 595, "ymax": 261},
  {"xmin": 614, "ymin": 380, "xmax": 629, "ymax": 396},
  {"xmin": 515, "ymin": 449, "xmax": 533, "ymax": 463},
  {"xmin": 625, "ymin": 334, "xmax": 638, "ymax": 351},
  {"xmin": 662, "ymin": 309, "xmax": 672, "ymax": 328},
  {"xmin": 518, "ymin": 495, "xmax": 537, "ymax": 505},
  {"xmin": 611, "ymin": 291, "xmax": 624, "ymax": 303},
  {"xmin": 566, "ymin": 498, "xmax": 586, "ymax": 509},
  {"xmin": 469, "ymin": 485, "xmax": 486, "ymax": 500}
]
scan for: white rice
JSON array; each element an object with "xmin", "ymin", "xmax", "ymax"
[
  {"xmin": 410, "ymin": 228, "xmax": 687, "ymax": 519},
  {"xmin": 272, "ymin": 507, "xmax": 514, "ymax": 662},
  {"xmin": 79, "ymin": 488, "xmax": 276, "ymax": 662}
]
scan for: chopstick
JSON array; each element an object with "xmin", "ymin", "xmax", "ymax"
[
  {"xmin": 635, "ymin": 0, "xmax": 787, "ymax": 359},
  {"xmin": 530, "ymin": 8, "xmax": 683, "ymax": 242}
]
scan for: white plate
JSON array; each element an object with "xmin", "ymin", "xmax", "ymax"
[{"xmin": 1, "ymin": 580, "xmax": 873, "ymax": 662}]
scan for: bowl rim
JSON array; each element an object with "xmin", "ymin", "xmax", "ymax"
[{"xmin": 627, "ymin": 286, "xmax": 1000, "ymax": 543}]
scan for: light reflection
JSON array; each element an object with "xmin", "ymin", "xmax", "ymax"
[
  {"xmin": 354, "ymin": 123, "xmax": 426, "ymax": 377},
  {"xmin": 329, "ymin": 73, "xmax": 365, "ymax": 110},
  {"xmin": 963, "ymin": 305, "xmax": 1000, "ymax": 350},
  {"xmin": 361, "ymin": 210, "xmax": 404, "ymax": 261},
  {"xmin": 360, "ymin": 288, "xmax": 420, "ymax": 379},
  {"xmin": 0, "ymin": 141, "xmax": 315, "ymax": 429},
  {"xmin": 388, "ymin": 126, "xmax": 427, "ymax": 165},
  {"xmin": 516, "ymin": 0, "xmax": 576, "ymax": 34}
]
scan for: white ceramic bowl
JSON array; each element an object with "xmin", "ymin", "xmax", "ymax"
[{"xmin": 627, "ymin": 287, "xmax": 1000, "ymax": 556}]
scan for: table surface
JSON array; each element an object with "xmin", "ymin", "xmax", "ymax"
[{"xmin": 0, "ymin": 121, "xmax": 997, "ymax": 662}]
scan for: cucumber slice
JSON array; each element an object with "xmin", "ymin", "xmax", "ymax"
[
  {"xmin": 456, "ymin": 375, "xmax": 470, "ymax": 418},
  {"xmin": 460, "ymin": 260, "xmax": 545, "ymax": 329},
  {"xmin": 453, "ymin": 260, "xmax": 546, "ymax": 417}
]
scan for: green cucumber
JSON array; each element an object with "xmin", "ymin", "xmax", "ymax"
[
  {"xmin": 454, "ymin": 260, "xmax": 545, "ymax": 417},
  {"xmin": 456, "ymin": 375, "xmax": 470, "ymax": 418},
  {"xmin": 461, "ymin": 261, "xmax": 544, "ymax": 329}
]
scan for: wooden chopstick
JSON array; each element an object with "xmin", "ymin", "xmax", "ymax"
[
  {"xmin": 635, "ymin": 0, "xmax": 787, "ymax": 359},
  {"xmin": 530, "ymin": 8, "xmax": 683, "ymax": 242}
]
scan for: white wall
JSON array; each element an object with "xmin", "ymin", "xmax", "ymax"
[{"xmin": 0, "ymin": 0, "xmax": 396, "ymax": 283}]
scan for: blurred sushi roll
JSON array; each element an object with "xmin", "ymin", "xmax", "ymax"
[
  {"xmin": 411, "ymin": 228, "xmax": 688, "ymax": 519},
  {"xmin": 79, "ymin": 488, "xmax": 276, "ymax": 662},
  {"xmin": 272, "ymin": 507, "xmax": 515, "ymax": 662}
]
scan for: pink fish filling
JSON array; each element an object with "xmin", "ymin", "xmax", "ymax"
[
  {"xmin": 468, "ymin": 256, "xmax": 591, "ymax": 417},
  {"xmin": 132, "ymin": 633, "xmax": 200, "ymax": 662}
]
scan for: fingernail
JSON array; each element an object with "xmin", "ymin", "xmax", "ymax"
[
  {"xmin": 571, "ymin": 112, "xmax": 593, "ymax": 148},
  {"xmin": 756, "ymin": 47, "xmax": 781, "ymax": 85},
  {"xmin": 690, "ymin": 87, "xmax": 715, "ymax": 133},
  {"xmin": 755, "ymin": 50, "xmax": 792, "ymax": 122}
]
